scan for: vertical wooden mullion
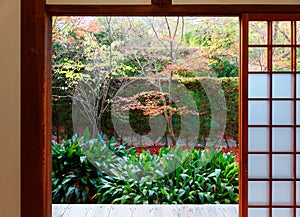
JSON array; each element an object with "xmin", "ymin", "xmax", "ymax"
[
  {"xmin": 151, "ymin": 0, "xmax": 171, "ymax": 6},
  {"xmin": 268, "ymin": 20, "xmax": 273, "ymax": 217},
  {"xmin": 151, "ymin": 0, "xmax": 160, "ymax": 6},
  {"xmin": 240, "ymin": 13, "xmax": 249, "ymax": 217},
  {"xmin": 292, "ymin": 20, "xmax": 297, "ymax": 217},
  {"xmin": 161, "ymin": 0, "xmax": 172, "ymax": 5},
  {"xmin": 21, "ymin": 0, "xmax": 52, "ymax": 217}
]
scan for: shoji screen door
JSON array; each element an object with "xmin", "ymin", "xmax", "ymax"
[{"xmin": 241, "ymin": 14, "xmax": 300, "ymax": 217}]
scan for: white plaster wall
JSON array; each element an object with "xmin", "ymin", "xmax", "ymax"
[{"xmin": 0, "ymin": 0, "xmax": 20, "ymax": 217}]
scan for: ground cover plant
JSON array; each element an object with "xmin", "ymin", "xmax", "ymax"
[
  {"xmin": 52, "ymin": 135, "xmax": 101, "ymax": 203},
  {"xmin": 52, "ymin": 135, "xmax": 239, "ymax": 204}
]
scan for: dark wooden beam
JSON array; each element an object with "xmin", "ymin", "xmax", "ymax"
[
  {"xmin": 46, "ymin": 4, "xmax": 300, "ymax": 16},
  {"xmin": 21, "ymin": 0, "xmax": 52, "ymax": 216},
  {"xmin": 239, "ymin": 13, "xmax": 249, "ymax": 217}
]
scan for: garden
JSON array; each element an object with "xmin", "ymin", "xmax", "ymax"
[{"xmin": 51, "ymin": 16, "xmax": 242, "ymax": 204}]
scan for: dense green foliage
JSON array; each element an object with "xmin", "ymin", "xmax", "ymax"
[
  {"xmin": 53, "ymin": 76, "xmax": 238, "ymax": 145},
  {"xmin": 52, "ymin": 136, "xmax": 239, "ymax": 204},
  {"xmin": 98, "ymin": 77, "xmax": 238, "ymax": 145},
  {"xmin": 183, "ymin": 19, "xmax": 238, "ymax": 78},
  {"xmin": 94, "ymin": 147, "xmax": 239, "ymax": 204},
  {"xmin": 52, "ymin": 17, "xmax": 239, "ymax": 141},
  {"xmin": 182, "ymin": 77, "xmax": 239, "ymax": 143},
  {"xmin": 52, "ymin": 136, "xmax": 101, "ymax": 203}
]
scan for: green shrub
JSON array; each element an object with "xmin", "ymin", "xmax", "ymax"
[
  {"xmin": 94, "ymin": 146, "xmax": 239, "ymax": 204},
  {"xmin": 52, "ymin": 135, "xmax": 239, "ymax": 204},
  {"xmin": 52, "ymin": 135, "xmax": 101, "ymax": 203}
]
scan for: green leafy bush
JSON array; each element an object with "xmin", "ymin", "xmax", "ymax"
[
  {"xmin": 94, "ymin": 146, "xmax": 238, "ymax": 204},
  {"xmin": 52, "ymin": 135, "xmax": 101, "ymax": 203},
  {"xmin": 52, "ymin": 136, "xmax": 239, "ymax": 204}
]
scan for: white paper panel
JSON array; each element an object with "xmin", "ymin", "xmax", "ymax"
[
  {"xmin": 272, "ymin": 182, "xmax": 293, "ymax": 205},
  {"xmin": 248, "ymin": 181, "xmax": 269, "ymax": 205},
  {"xmin": 272, "ymin": 74, "xmax": 293, "ymax": 98},
  {"xmin": 297, "ymin": 128, "xmax": 300, "ymax": 152},
  {"xmin": 297, "ymin": 74, "xmax": 300, "ymax": 98},
  {"xmin": 297, "ymin": 154, "xmax": 300, "ymax": 178},
  {"xmin": 249, "ymin": 74, "xmax": 270, "ymax": 98},
  {"xmin": 248, "ymin": 154, "xmax": 269, "ymax": 178},
  {"xmin": 173, "ymin": 0, "xmax": 300, "ymax": 4},
  {"xmin": 248, "ymin": 208, "xmax": 268, "ymax": 217},
  {"xmin": 249, "ymin": 127, "xmax": 269, "ymax": 152},
  {"xmin": 47, "ymin": 0, "xmax": 151, "ymax": 4},
  {"xmin": 272, "ymin": 101, "xmax": 293, "ymax": 125},
  {"xmin": 297, "ymin": 209, "xmax": 300, "ymax": 217},
  {"xmin": 272, "ymin": 128, "xmax": 293, "ymax": 152},
  {"xmin": 297, "ymin": 101, "xmax": 300, "ymax": 125},
  {"xmin": 297, "ymin": 181, "xmax": 300, "ymax": 205},
  {"xmin": 249, "ymin": 101, "xmax": 269, "ymax": 125},
  {"xmin": 272, "ymin": 208, "xmax": 293, "ymax": 217},
  {"xmin": 272, "ymin": 154, "xmax": 293, "ymax": 178}
]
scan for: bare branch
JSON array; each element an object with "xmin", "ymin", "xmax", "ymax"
[{"xmin": 146, "ymin": 17, "xmax": 170, "ymax": 53}]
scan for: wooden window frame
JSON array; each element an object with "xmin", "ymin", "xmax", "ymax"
[
  {"xmin": 242, "ymin": 14, "xmax": 300, "ymax": 217},
  {"xmin": 21, "ymin": 1, "xmax": 300, "ymax": 217}
]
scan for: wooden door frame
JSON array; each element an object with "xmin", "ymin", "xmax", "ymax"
[
  {"xmin": 21, "ymin": 1, "xmax": 300, "ymax": 217},
  {"xmin": 242, "ymin": 14, "xmax": 300, "ymax": 217}
]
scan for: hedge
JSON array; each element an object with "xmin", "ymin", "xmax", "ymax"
[{"xmin": 52, "ymin": 77, "xmax": 238, "ymax": 146}]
